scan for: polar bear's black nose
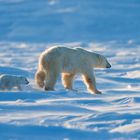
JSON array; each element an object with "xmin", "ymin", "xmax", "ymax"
[
  {"xmin": 26, "ymin": 80, "xmax": 29, "ymax": 84},
  {"xmin": 106, "ymin": 63, "xmax": 111, "ymax": 68}
]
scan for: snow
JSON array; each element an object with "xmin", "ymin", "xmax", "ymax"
[{"xmin": 0, "ymin": 0, "xmax": 140, "ymax": 140}]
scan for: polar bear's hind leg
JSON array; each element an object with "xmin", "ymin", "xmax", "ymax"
[{"xmin": 35, "ymin": 70, "xmax": 46, "ymax": 88}]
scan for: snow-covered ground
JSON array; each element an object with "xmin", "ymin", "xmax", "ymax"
[{"xmin": 0, "ymin": 0, "xmax": 140, "ymax": 140}]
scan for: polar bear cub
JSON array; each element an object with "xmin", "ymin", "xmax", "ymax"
[
  {"xmin": 0, "ymin": 74, "xmax": 29, "ymax": 90},
  {"xmin": 35, "ymin": 46, "xmax": 111, "ymax": 94}
]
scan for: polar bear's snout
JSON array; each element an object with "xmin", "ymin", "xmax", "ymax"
[
  {"xmin": 25, "ymin": 79, "xmax": 29, "ymax": 84},
  {"xmin": 20, "ymin": 77, "xmax": 29, "ymax": 85},
  {"xmin": 106, "ymin": 63, "xmax": 111, "ymax": 68}
]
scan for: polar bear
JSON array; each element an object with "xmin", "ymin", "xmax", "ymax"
[
  {"xmin": 35, "ymin": 46, "xmax": 111, "ymax": 94},
  {"xmin": 0, "ymin": 74, "xmax": 29, "ymax": 90}
]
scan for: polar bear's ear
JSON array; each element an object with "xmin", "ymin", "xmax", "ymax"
[
  {"xmin": 106, "ymin": 62, "xmax": 111, "ymax": 68},
  {"xmin": 96, "ymin": 54, "xmax": 103, "ymax": 67}
]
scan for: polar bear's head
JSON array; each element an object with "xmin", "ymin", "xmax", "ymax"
[
  {"xmin": 19, "ymin": 76, "xmax": 29, "ymax": 85},
  {"xmin": 96, "ymin": 54, "xmax": 111, "ymax": 68},
  {"xmin": 35, "ymin": 70, "xmax": 46, "ymax": 88}
]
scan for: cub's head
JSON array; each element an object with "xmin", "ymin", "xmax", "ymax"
[
  {"xmin": 96, "ymin": 54, "xmax": 111, "ymax": 68},
  {"xmin": 35, "ymin": 70, "xmax": 46, "ymax": 88},
  {"xmin": 19, "ymin": 76, "xmax": 29, "ymax": 85}
]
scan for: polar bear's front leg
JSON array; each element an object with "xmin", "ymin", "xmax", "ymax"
[
  {"xmin": 82, "ymin": 71, "xmax": 101, "ymax": 94},
  {"xmin": 62, "ymin": 73, "xmax": 75, "ymax": 90}
]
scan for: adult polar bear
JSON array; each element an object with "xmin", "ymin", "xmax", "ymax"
[{"xmin": 35, "ymin": 46, "xmax": 111, "ymax": 94}]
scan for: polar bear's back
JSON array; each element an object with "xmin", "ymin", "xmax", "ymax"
[
  {"xmin": 43, "ymin": 46, "xmax": 91, "ymax": 58},
  {"xmin": 39, "ymin": 47, "xmax": 78, "ymax": 71},
  {"xmin": 40, "ymin": 46, "xmax": 95, "ymax": 73},
  {"xmin": 0, "ymin": 74, "xmax": 16, "ymax": 89},
  {"xmin": 0, "ymin": 74, "xmax": 18, "ymax": 83},
  {"xmin": 44, "ymin": 46, "xmax": 76, "ymax": 55},
  {"xmin": 42, "ymin": 46, "xmax": 94, "ymax": 64},
  {"xmin": 0, "ymin": 74, "xmax": 25, "ymax": 84},
  {"xmin": 0, "ymin": 74, "xmax": 10, "ymax": 81}
]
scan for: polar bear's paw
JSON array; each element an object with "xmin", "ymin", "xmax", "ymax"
[{"xmin": 95, "ymin": 90, "xmax": 102, "ymax": 94}]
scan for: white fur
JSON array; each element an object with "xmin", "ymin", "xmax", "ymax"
[
  {"xmin": 0, "ymin": 74, "xmax": 29, "ymax": 90},
  {"xmin": 35, "ymin": 46, "xmax": 111, "ymax": 94}
]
